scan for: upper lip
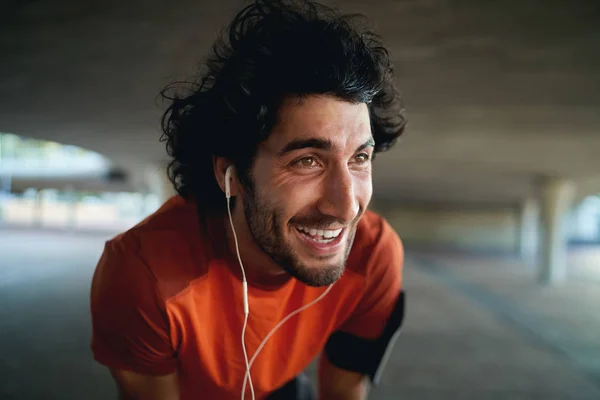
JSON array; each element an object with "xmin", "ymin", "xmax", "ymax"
[{"xmin": 295, "ymin": 225, "xmax": 346, "ymax": 231}]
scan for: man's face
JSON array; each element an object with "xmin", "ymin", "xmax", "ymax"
[{"xmin": 241, "ymin": 95, "xmax": 374, "ymax": 287}]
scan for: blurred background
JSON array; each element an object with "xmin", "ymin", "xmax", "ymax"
[{"xmin": 1, "ymin": 0, "xmax": 599, "ymax": 399}]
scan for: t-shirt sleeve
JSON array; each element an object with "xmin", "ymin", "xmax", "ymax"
[
  {"xmin": 322, "ymin": 218, "xmax": 404, "ymax": 383},
  {"xmin": 90, "ymin": 236, "xmax": 178, "ymax": 376},
  {"xmin": 338, "ymin": 218, "xmax": 404, "ymax": 340}
]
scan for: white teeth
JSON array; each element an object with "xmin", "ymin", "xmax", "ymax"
[
  {"xmin": 308, "ymin": 236, "xmax": 334, "ymax": 244},
  {"xmin": 296, "ymin": 226, "xmax": 343, "ymax": 239}
]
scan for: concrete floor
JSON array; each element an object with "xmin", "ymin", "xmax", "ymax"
[{"xmin": 1, "ymin": 229, "xmax": 599, "ymax": 400}]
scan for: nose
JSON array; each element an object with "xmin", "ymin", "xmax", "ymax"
[{"xmin": 317, "ymin": 164, "xmax": 360, "ymax": 224}]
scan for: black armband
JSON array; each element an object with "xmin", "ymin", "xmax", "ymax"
[{"xmin": 324, "ymin": 291, "xmax": 405, "ymax": 385}]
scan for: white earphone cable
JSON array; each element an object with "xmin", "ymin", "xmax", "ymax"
[
  {"xmin": 240, "ymin": 284, "xmax": 333, "ymax": 397},
  {"xmin": 226, "ymin": 170, "xmax": 333, "ymax": 400},
  {"xmin": 227, "ymin": 197, "xmax": 255, "ymax": 400}
]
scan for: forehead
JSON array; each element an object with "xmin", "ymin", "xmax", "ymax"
[{"xmin": 266, "ymin": 95, "xmax": 372, "ymax": 151}]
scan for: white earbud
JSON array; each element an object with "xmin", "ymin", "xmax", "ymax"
[{"xmin": 225, "ymin": 165, "xmax": 234, "ymax": 199}]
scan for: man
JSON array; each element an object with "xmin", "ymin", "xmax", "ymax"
[{"xmin": 90, "ymin": 1, "xmax": 406, "ymax": 399}]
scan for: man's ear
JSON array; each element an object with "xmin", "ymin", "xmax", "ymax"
[{"xmin": 213, "ymin": 156, "xmax": 238, "ymax": 197}]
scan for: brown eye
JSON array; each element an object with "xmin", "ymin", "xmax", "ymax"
[
  {"xmin": 299, "ymin": 157, "xmax": 316, "ymax": 167},
  {"xmin": 355, "ymin": 153, "xmax": 370, "ymax": 164}
]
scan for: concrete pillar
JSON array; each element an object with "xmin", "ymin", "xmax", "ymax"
[
  {"xmin": 145, "ymin": 164, "xmax": 176, "ymax": 203},
  {"xmin": 64, "ymin": 185, "xmax": 78, "ymax": 230},
  {"xmin": 518, "ymin": 197, "xmax": 539, "ymax": 264},
  {"xmin": 538, "ymin": 179, "xmax": 576, "ymax": 285},
  {"xmin": 0, "ymin": 174, "xmax": 11, "ymax": 193},
  {"xmin": 33, "ymin": 189, "xmax": 44, "ymax": 227}
]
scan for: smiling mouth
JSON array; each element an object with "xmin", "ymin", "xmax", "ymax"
[{"xmin": 295, "ymin": 225, "xmax": 343, "ymax": 244}]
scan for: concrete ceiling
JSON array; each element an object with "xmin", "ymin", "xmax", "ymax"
[{"xmin": 1, "ymin": 0, "xmax": 599, "ymax": 205}]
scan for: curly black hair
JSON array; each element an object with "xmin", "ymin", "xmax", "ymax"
[{"xmin": 160, "ymin": 0, "xmax": 406, "ymax": 213}]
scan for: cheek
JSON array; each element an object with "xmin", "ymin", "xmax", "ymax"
[
  {"xmin": 265, "ymin": 169, "xmax": 372, "ymax": 217},
  {"xmin": 352, "ymin": 171, "xmax": 373, "ymax": 204},
  {"xmin": 272, "ymin": 174, "xmax": 323, "ymax": 212},
  {"xmin": 268, "ymin": 175, "xmax": 320, "ymax": 211}
]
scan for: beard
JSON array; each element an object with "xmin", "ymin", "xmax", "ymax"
[{"xmin": 241, "ymin": 187, "xmax": 356, "ymax": 287}]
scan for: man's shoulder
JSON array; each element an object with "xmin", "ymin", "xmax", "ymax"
[
  {"xmin": 128, "ymin": 195, "xmax": 198, "ymax": 233},
  {"xmin": 353, "ymin": 209, "xmax": 401, "ymax": 253},
  {"xmin": 345, "ymin": 209, "xmax": 403, "ymax": 277},
  {"xmin": 109, "ymin": 195, "xmax": 199, "ymax": 254},
  {"xmin": 101, "ymin": 196, "xmax": 214, "ymax": 300}
]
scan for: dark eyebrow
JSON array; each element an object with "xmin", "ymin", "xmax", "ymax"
[
  {"xmin": 356, "ymin": 137, "xmax": 375, "ymax": 153},
  {"xmin": 277, "ymin": 136, "xmax": 375, "ymax": 157},
  {"xmin": 277, "ymin": 138, "xmax": 333, "ymax": 156}
]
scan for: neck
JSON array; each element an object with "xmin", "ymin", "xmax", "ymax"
[{"xmin": 223, "ymin": 204, "xmax": 290, "ymax": 287}]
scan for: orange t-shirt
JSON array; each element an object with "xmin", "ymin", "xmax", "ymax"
[{"xmin": 90, "ymin": 196, "xmax": 403, "ymax": 399}]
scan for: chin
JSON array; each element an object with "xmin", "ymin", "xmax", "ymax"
[
  {"xmin": 277, "ymin": 227, "xmax": 352, "ymax": 286},
  {"xmin": 285, "ymin": 256, "xmax": 346, "ymax": 287},
  {"xmin": 302, "ymin": 252, "xmax": 343, "ymax": 267}
]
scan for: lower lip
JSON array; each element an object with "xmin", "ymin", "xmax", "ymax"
[{"xmin": 293, "ymin": 227, "xmax": 345, "ymax": 255}]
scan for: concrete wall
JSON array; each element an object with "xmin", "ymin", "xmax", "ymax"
[
  {"xmin": 569, "ymin": 196, "xmax": 600, "ymax": 242},
  {"xmin": 373, "ymin": 202, "xmax": 520, "ymax": 253}
]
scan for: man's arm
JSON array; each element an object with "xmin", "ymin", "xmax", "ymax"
[
  {"xmin": 317, "ymin": 292, "xmax": 405, "ymax": 400},
  {"xmin": 318, "ymin": 217, "xmax": 405, "ymax": 399},
  {"xmin": 91, "ymin": 237, "xmax": 180, "ymax": 399},
  {"xmin": 110, "ymin": 369, "xmax": 179, "ymax": 400},
  {"xmin": 318, "ymin": 355, "xmax": 367, "ymax": 400}
]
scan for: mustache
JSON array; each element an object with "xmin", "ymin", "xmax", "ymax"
[{"xmin": 290, "ymin": 215, "xmax": 356, "ymax": 229}]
